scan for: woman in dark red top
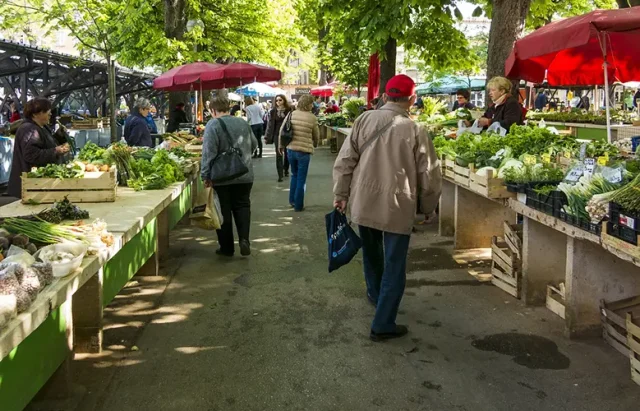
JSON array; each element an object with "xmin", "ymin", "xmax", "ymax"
[{"xmin": 9, "ymin": 102, "xmax": 21, "ymax": 123}]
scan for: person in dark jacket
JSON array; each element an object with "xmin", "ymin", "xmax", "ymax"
[
  {"xmin": 265, "ymin": 94, "xmax": 292, "ymax": 182},
  {"xmin": 145, "ymin": 111, "xmax": 158, "ymax": 134},
  {"xmin": 8, "ymin": 98, "xmax": 70, "ymax": 198},
  {"xmin": 124, "ymin": 98, "xmax": 153, "ymax": 147},
  {"xmin": 534, "ymin": 89, "xmax": 549, "ymax": 110},
  {"xmin": 478, "ymin": 76, "xmax": 524, "ymax": 133},
  {"xmin": 166, "ymin": 102, "xmax": 189, "ymax": 132},
  {"xmin": 451, "ymin": 89, "xmax": 476, "ymax": 110}
]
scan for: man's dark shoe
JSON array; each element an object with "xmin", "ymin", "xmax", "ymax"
[
  {"xmin": 278, "ymin": 177, "xmax": 284, "ymax": 182},
  {"xmin": 239, "ymin": 239, "xmax": 251, "ymax": 256},
  {"xmin": 370, "ymin": 325, "xmax": 409, "ymax": 342},
  {"xmin": 284, "ymin": 171, "xmax": 289, "ymax": 177},
  {"xmin": 216, "ymin": 249, "xmax": 234, "ymax": 257}
]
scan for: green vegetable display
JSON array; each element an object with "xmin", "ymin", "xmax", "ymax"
[
  {"xmin": 78, "ymin": 142, "xmax": 110, "ymax": 164},
  {"xmin": 126, "ymin": 149, "xmax": 185, "ymax": 191},
  {"xmin": 503, "ymin": 164, "xmax": 565, "ymax": 185},
  {"xmin": 558, "ymin": 175, "xmax": 621, "ymax": 220},
  {"xmin": 27, "ymin": 162, "xmax": 85, "ymax": 179},
  {"xmin": 606, "ymin": 173, "xmax": 640, "ymax": 213}
]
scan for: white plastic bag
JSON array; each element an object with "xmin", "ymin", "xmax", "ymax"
[
  {"xmin": 487, "ymin": 122, "xmax": 507, "ymax": 136},
  {"xmin": 3, "ymin": 245, "xmax": 35, "ymax": 266},
  {"xmin": 456, "ymin": 119, "xmax": 484, "ymax": 137}
]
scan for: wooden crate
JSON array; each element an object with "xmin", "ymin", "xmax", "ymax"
[
  {"xmin": 600, "ymin": 296, "xmax": 640, "ymax": 357},
  {"xmin": 546, "ymin": 284, "xmax": 566, "ymax": 319},
  {"xmin": 184, "ymin": 143, "xmax": 203, "ymax": 154},
  {"xmin": 442, "ymin": 156, "xmax": 456, "ymax": 180},
  {"xmin": 602, "ymin": 224, "xmax": 640, "ymax": 260},
  {"xmin": 503, "ymin": 221, "xmax": 523, "ymax": 259},
  {"xmin": 626, "ymin": 313, "xmax": 640, "ymax": 386},
  {"xmin": 490, "ymin": 236, "xmax": 521, "ymax": 298},
  {"xmin": 71, "ymin": 118, "xmax": 104, "ymax": 129},
  {"xmin": 21, "ymin": 166, "xmax": 117, "ymax": 204},
  {"xmin": 469, "ymin": 169, "xmax": 514, "ymax": 199},
  {"xmin": 454, "ymin": 164, "xmax": 473, "ymax": 187}
]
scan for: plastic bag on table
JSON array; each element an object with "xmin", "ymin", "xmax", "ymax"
[
  {"xmin": 325, "ymin": 209, "xmax": 362, "ymax": 273},
  {"xmin": 190, "ymin": 186, "xmax": 223, "ymax": 230},
  {"xmin": 456, "ymin": 119, "xmax": 483, "ymax": 137},
  {"xmin": 3, "ymin": 245, "xmax": 35, "ymax": 267},
  {"xmin": 487, "ymin": 121, "xmax": 507, "ymax": 136}
]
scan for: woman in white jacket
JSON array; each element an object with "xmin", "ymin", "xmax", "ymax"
[{"xmin": 244, "ymin": 97, "xmax": 265, "ymax": 158}]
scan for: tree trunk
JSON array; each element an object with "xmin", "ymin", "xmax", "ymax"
[
  {"xmin": 379, "ymin": 37, "xmax": 397, "ymax": 96},
  {"xmin": 164, "ymin": 0, "xmax": 187, "ymax": 39},
  {"xmin": 164, "ymin": 0, "xmax": 188, "ymax": 129},
  {"xmin": 486, "ymin": 0, "xmax": 532, "ymax": 80},
  {"xmin": 617, "ymin": 0, "xmax": 640, "ymax": 7},
  {"xmin": 106, "ymin": 55, "xmax": 118, "ymax": 143},
  {"xmin": 318, "ymin": 26, "xmax": 329, "ymax": 86}
]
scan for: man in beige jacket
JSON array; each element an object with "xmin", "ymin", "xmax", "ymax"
[{"xmin": 333, "ymin": 74, "xmax": 442, "ymax": 342}]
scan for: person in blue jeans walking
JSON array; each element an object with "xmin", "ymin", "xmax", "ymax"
[
  {"xmin": 279, "ymin": 94, "xmax": 319, "ymax": 212},
  {"xmin": 332, "ymin": 75, "xmax": 442, "ymax": 342}
]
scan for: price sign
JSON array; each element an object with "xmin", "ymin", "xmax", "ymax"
[
  {"xmin": 597, "ymin": 156, "xmax": 608, "ymax": 166},
  {"xmin": 564, "ymin": 151, "xmax": 572, "ymax": 159},
  {"xmin": 524, "ymin": 155, "xmax": 537, "ymax": 165},
  {"xmin": 565, "ymin": 166, "xmax": 583, "ymax": 182},
  {"xmin": 541, "ymin": 153, "xmax": 552, "ymax": 164}
]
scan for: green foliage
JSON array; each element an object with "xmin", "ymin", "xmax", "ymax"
[
  {"xmin": 319, "ymin": 0, "xmax": 469, "ymax": 76},
  {"xmin": 342, "ymin": 98, "xmax": 366, "ymax": 121}
]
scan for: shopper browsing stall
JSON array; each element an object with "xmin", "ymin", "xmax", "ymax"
[{"xmin": 8, "ymin": 98, "xmax": 70, "ymax": 198}]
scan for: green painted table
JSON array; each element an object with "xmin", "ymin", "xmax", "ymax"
[{"xmin": 0, "ymin": 175, "xmax": 200, "ymax": 411}]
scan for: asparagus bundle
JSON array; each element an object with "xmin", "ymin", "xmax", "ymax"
[{"xmin": 607, "ymin": 174, "xmax": 640, "ymax": 213}]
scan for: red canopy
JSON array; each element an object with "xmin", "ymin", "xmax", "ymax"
[
  {"xmin": 505, "ymin": 8, "xmax": 640, "ymax": 86},
  {"xmin": 153, "ymin": 62, "xmax": 225, "ymax": 91},
  {"xmin": 200, "ymin": 63, "xmax": 281, "ymax": 86},
  {"xmin": 310, "ymin": 85, "xmax": 333, "ymax": 97}
]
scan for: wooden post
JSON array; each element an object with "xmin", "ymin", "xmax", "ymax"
[
  {"xmin": 521, "ymin": 217, "xmax": 567, "ymax": 305},
  {"xmin": 565, "ymin": 237, "xmax": 640, "ymax": 338},
  {"xmin": 438, "ymin": 179, "xmax": 455, "ymax": 237},
  {"xmin": 72, "ymin": 270, "xmax": 104, "ymax": 353},
  {"xmin": 453, "ymin": 186, "xmax": 516, "ymax": 249}
]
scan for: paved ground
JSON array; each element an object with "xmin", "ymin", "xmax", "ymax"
[{"xmin": 63, "ymin": 146, "xmax": 640, "ymax": 411}]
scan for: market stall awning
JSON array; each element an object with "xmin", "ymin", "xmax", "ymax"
[
  {"xmin": 153, "ymin": 62, "xmax": 225, "ymax": 91},
  {"xmin": 236, "ymin": 82, "xmax": 285, "ymax": 98},
  {"xmin": 310, "ymin": 84, "xmax": 334, "ymax": 97},
  {"xmin": 199, "ymin": 63, "xmax": 282, "ymax": 87},
  {"xmin": 505, "ymin": 8, "xmax": 640, "ymax": 86},
  {"xmin": 415, "ymin": 76, "xmax": 486, "ymax": 96}
]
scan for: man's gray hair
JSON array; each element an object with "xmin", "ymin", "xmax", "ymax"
[
  {"xmin": 134, "ymin": 98, "xmax": 151, "ymax": 111},
  {"xmin": 386, "ymin": 95, "xmax": 411, "ymax": 103},
  {"xmin": 210, "ymin": 89, "xmax": 231, "ymax": 113}
]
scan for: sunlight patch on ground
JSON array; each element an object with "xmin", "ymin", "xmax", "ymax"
[
  {"xmin": 175, "ymin": 346, "xmax": 228, "ymax": 354},
  {"xmin": 93, "ymin": 359, "xmax": 145, "ymax": 369},
  {"xmin": 279, "ymin": 217, "xmax": 293, "ymax": 221},
  {"xmin": 260, "ymin": 223, "xmax": 284, "ymax": 227},
  {"xmin": 103, "ymin": 320, "xmax": 145, "ymax": 331},
  {"xmin": 253, "ymin": 237, "xmax": 274, "ymax": 242}
]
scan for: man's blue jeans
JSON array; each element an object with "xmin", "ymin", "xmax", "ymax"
[
  {"xmin": 359, "ymin": 225, "xmax": 411, "ymax": 334},
  {"xmin": 287, "ymin": 149, "xmax": 311, "ymax": 211}
]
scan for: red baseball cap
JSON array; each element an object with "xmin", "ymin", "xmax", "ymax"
[{"xmin": 385, "ymin": 74, "xmax": 416, "ymax": 98}]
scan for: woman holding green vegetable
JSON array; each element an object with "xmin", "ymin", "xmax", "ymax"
[{"xmin": 8, "ymin": 98, "xmax": 70, "ymax": 199}]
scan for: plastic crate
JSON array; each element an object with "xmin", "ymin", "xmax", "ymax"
[
  {"xmin": 607, "ymin": 221, "xmax": 638, "ymax": 245},
  {"xmin": 506, "ymin": 183, "xmax": 528, "ymax": 193},
  {"xmin": 609, "ymin": 202, "xmax": 640, "ymax": 232}
]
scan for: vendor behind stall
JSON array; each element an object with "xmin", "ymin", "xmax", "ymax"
[
  {"xmin": 477, "ymin": 76, "xmax": 524, "ymax": 133},
  {"xmin": 452, "ymin": 89, "xmax": 476, "ymax": 110},
  {"xmin": 7, "ymin": 98, "xmax": 70, "ymax": 198},
  {"xmin": 166, "ymin": 102, "xmax": 189, "ymax": 132},
  {"xmin": 124, "ymin": 98, "xmax": 153, "ymax": 147}
]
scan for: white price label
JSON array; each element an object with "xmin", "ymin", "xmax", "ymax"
[
  {"xmin": 602, "ymin": 168, "xmax": 623, "ymax": 184},
  {"xmin": 620, "ymin": 215, "xmax": 636, "ymax": 230},
  {"xmin": 565, "ymin": 166, "xmax": 583, "ymax": 182}
]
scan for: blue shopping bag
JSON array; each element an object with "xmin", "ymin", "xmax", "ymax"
[{"xmin": 325, "ymin": 209, "xmax": 362, "ymax": 273}]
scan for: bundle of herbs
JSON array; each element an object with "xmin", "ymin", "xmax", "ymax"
[{"xmin": 605, "ymin": 173, "xmax": 640, "ymax": 213}]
